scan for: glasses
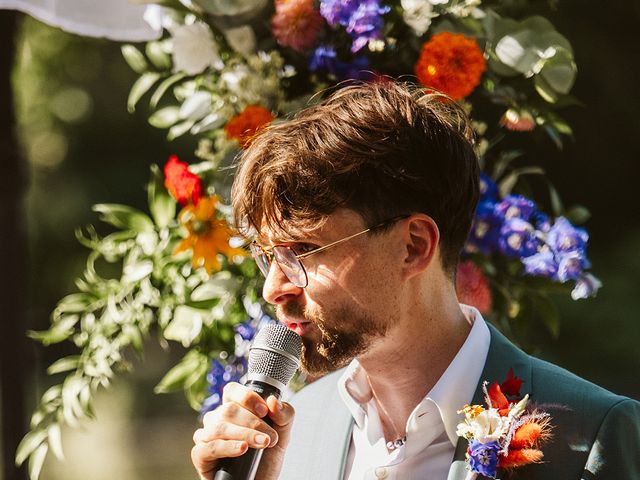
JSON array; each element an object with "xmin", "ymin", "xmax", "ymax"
[{"xmin": 250, "ymin": 215, "xmax": 408, "ymax": 288}]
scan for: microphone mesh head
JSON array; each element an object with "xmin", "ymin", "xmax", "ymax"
[{"xmin": 248, "ymin": 323, "xmax": 302, "ymax": 386}]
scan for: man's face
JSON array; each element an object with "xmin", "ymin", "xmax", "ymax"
[{"xmin": 259, "ymin": 210, "xmax": 404, "ymax": 375}]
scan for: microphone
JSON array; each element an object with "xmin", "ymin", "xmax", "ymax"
[{"xmin": 214, "ymin": 323, "xmax": 302, "ymax": 480}]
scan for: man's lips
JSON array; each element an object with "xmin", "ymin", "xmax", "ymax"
[{"xmin": 281, "ymin": 320, "xmax": 312, "ymax": 336}]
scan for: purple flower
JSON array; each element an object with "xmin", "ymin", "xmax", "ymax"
[
  {"xmin": 319, "ymin": 0, "xmax": 389, "ymax": 53},
  {"xmin": 479, "ymin": 173, "xmax": 499, "ymax": 202},
  {"xmin": 533, "ymin": 212, "xmax": 552, "ymax": 233},
  {"xmin": 345, "ymin": 0, "xmax": 390, "ymax": 52},
  {"xmin": 556, "ymin": 250, "xmax": 589, "ymax": 282},
  {"xmin": 309, "ymin": 45, "xmax": 338, "ymax": 72},
  {"xmin": 547, "ymin": 216, "xmax": 589, "ymax": 254},
  {"xmin": 200, "ymin": 357, "xmax": 247, "ymax": 416},
  {"xmin": 498, "ymin": 218, "xmax": 540, "ymax": 258},
  {"xmin": 468, "ymin": 440, "xmax": 501, "ymax": 478},
  {"xmin": 522, "ymin": 250, "xmax": 558, "ymax": 278},
  {"xmin": 571, "ymin": 273, "xmax": 602, "ymax": 300},
  {"xmin": 309, "ymin": 45, "xmax": 371, "ymax": 79},
  {"xmin": 494, "ymin": 194, "xmax": 537, "ymax": 222},
  {"xmin": 466, "ymin": 200, "xmax": 501, "ymax": 254}
]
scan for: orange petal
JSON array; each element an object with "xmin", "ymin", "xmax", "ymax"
[
  {"xmin": 498, "ymin": 448, "xmax": 544, "ymax": 469},
  {"xmin": 510, "ymin": 422, "xmax": 542, "ymax": 450}
]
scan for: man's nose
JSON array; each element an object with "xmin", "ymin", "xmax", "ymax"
[{"xmin": 262, "ymin": 261, "xmax": 304, "ymax": 305}]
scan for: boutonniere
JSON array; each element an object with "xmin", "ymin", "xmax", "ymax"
[{"xmin": 456, "ymin": 368, "xmax": 552, "ymax": 480}]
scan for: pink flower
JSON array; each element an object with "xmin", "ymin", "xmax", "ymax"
[
  {"xmin": 271, "ymin": 0, "xmax": 324, "ymax": 53},
  {"xmin": 456, "ymin": 260, "xmax": 492, "ymax": 314}
]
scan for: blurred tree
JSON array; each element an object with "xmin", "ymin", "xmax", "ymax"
[{"xmin": 0, "ymin": 9, "xmax": 29, "ymax": 480}]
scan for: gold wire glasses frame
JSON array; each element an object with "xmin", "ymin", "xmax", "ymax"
[{"xmin": 250, "ymin": 215, "xmax": 409, "ymax": 288}]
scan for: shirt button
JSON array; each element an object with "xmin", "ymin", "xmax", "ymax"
[{"xmin": 374, "ymin": 467, "xmax": 389, "ymax": 479}]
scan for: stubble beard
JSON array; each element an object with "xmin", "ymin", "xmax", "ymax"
[{"xmin": 279, "ymin": 302, "xmax": 390, "ymax": 376}]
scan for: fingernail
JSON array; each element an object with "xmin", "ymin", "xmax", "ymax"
[
  {"xmin": 277, "ymin": 399, "xmax": 283, "ymax": 411},
  {"xmin": 256, "ymin": 403, "xmax": 268, "ymax": 417},
  {"xmin": 236, "ymin": 441, "xmax": 247, "ymax": 453},
  {"xmin": 255, "ymin": 434, "xmax": 269, "ymax": 446}
]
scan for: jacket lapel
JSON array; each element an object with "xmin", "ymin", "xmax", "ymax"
[{"xmin": 447, "ymin": 323, "xmax": 533, "ymax": 480}]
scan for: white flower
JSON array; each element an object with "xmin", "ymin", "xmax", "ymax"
[
  {"xmin": 458, "ymin": 408, "xmax": 510, "ymax": 443},
  {"xmin": 170, "ymin": 22, "xmax": 223, "ymax": 75},
  {"xmin": 401, "ymin": 0, "xmax": 434, "ymax": 36}
]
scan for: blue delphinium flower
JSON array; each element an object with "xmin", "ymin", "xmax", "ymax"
[
  {"xmin": 466, "ymin": 199, "xmax": 501, "ymax": 254},
  {"xmin": 494, "ymin": 194, "xmax": 536, "ymax": 222},
  {"xmin": 309, "ymin": 45, "xmax": 370, "ymax": 80},
  {"xmin": 498, "ymin": 218, "xmax": 540, "ymax": 258},
  {"xmin": 547, "ymin": 216, "xmax": 589, "ymax": 254},
  {"xmin": 319, "ymin": 0, "xmax": 389, "ymax": 53},
  {"xmin": 200, "ymin": 357, "xmax": 248, "ymax": 416},
  {"xmin": 556, "ymin": 250, "xmax": 589, "ymax": 282},
  {"xmin": 571, "ymin": 273, "xmax": 602, "ymax": 300},
  {"xmin": 522, "ymin": 249, "xmax": 558, "ymax": 278},
  {"xmin": 479, "ymin": 172, "xmax": 499, "ymax": 201},
  {"xmin": 468, "ymin": 440, "xmax": 501, "ymax": 478}
]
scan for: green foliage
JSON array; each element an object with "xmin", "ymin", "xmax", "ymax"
[{"xmin": 18, "ymin": 167, "xmax": 256, "ymax": 479}]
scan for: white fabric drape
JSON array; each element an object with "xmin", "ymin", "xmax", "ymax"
[{"xmin": 0, "ymin": 0, "xmax": 161, "ymax": 41}]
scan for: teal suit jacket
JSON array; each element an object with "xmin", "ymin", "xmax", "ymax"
[{"xmin": 280, "ymin": 323, "xmax": 640, "ymax": 479}]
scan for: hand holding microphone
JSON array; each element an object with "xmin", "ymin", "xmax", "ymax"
[{"xmin": 191, "ymin": 324, "xmax": 302, "ymax": 480}]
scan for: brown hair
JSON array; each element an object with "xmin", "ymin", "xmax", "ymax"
[{"xmin": 232, "ymin": 80, "xmax": 479, "ymax": 274}]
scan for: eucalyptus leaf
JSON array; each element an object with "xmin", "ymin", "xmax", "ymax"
[
  {"xmin": 149, "ymin": 106, "xmax": 181, "ymax": 128},
  {"xmin": 93, "ymin": 204, "xmax": 155, "ymax": 232},
  {"xmin": 495, "ymin": 31, "xmax": 539, "ymax": 74},
  {"xmin": 127, "ymin": 72, "xmax": 160, "ymax": 113},
  {"xmin": 534, "ymin": 74, "xmax": 559, "ymax": 103},
  {"xmin": 121, "ymin": 45, "xmax": 148, "ymax": 74},
  {"xmin": 539, "ymin": 47, "xmax": 577, "ymax": 95}
]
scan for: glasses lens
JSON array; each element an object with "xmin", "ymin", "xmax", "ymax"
[
  {"xmin": 250, "ymin": 243, "xmax": 271, "ymax": 278},
  {"xmin": 273, "ymin": 246, "xmax": 308, "ymax": 288}
]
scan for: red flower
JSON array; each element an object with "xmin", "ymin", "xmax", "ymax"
[
  {"xmin": 414, "ymin": 31, "xmax": 486, "ymax": 100},
  {"xmin": 487, "ymin": 382, "xmax": 511, "ymax": 416},
  {"xmin": 501, "ymin": 367, "xmax": 524, "ymax": 397},
  {"xmin": 164, "ymin": 155, "xmax": 203, "ymax": 206},
  {"xmin": 455, "ymin": 260, "xmax": 492, "ymax": 314},
  {"xmin": 224, "ymin": 105, "xmax": 275, "ymax": 149}
]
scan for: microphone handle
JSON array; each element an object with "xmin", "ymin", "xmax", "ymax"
[{"xmin": 213, "ymin": 380, "xmax": 282, "ymax": 480}]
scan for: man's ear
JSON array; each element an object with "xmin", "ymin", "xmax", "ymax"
[{"xmin": 401, "ymin": 214, "xmax": 440, "ymax": 279}]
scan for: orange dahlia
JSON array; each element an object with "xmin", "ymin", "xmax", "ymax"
[
  {"xmin": 271, "ymin": 0, "xmax": 324, "ymax": 53},
  {"xmin": 415, "ymin": 31, "xmax": 486, "ymax": 100},
  {"xmin": 174, "ymin": 196, "xmax": 247, "ymax": 274},
  {"xmin": 224, "ymin": 105, "xmax": 274, "ymax": 149},
  {"xmin": 455, "ymin": 260, "xmax": 492, "ymax": 314}
]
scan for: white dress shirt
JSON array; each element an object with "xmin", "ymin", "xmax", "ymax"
[{"xmin": 337, "ymin": 305, "xmax": 490, "ymax": 480}]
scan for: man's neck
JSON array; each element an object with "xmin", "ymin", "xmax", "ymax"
[{"xmin": 356, "ymin": 285, "xmax": 472, "ymax": 437}]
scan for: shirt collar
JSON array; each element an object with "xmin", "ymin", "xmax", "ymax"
[{"xmin": 337, "ymin": 305, "xmax": 491, "ymax": 447}]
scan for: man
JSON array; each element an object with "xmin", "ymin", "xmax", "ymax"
[{"xmin": 191, "ymin": 81, "xmax": 640, "ymax": 479}]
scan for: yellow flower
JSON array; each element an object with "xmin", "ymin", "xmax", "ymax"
[
  {"xmin": 457, "ymin": 404, "xmax": 485, "ymax": 418},
  {"xmin": 173, "ymin": 196, "xmax": 246, "ymax": 273}
]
